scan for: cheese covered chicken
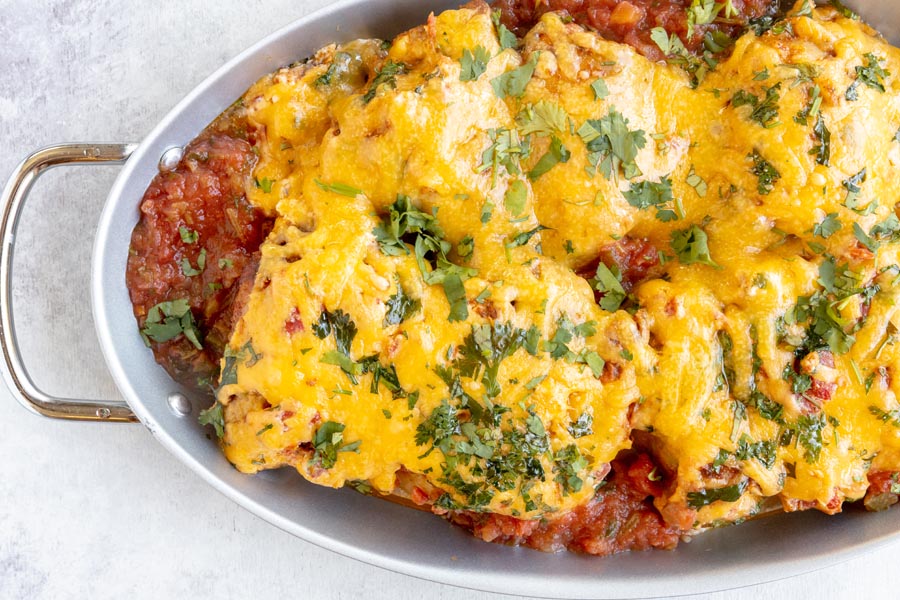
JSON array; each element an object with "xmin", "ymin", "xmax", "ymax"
[{"xmin": 127, "ymin": 0, "xmax": 900, "ymax": 554}]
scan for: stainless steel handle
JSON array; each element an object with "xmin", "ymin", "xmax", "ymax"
[{"xmin": 0, "ymin": 143, "xmax": 140, "ymax": 422}]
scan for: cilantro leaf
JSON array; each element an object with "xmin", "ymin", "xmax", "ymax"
[
  {"xmin": 577, "ymin": 107, "xmax": 647, "ymax": 181},
  {"xmin": 311, "ymin": 421, "xmax": 361, "ymax": 469},
  {"xmin": 623, "ymin": 176, "xmax": 681, "ymax": 222},
  {"xmin": 732, "ymin": 83, "xmax": 782, "ymax": 128},
  {"xmin": 504, "ymin": 179, "xmax": 528, "ymax": 216},
  {"xmin": 180, "ymin": 248, "xmax": 206, "ymax": 277},
  {"xmin": 363, "ymin": 60, "xmax": 407, "ymax": 103},
  {"xmin": 460, "ymin": 46, "xmax": 490, "ymax": 82},
  {"xmin": 517, "ymin": 100, "xmax": 568, "ymax": 138},
  {"xmin": 591, "ymin": 263, "xmax": 626, "ymax": 312},
  {"xmin": 568, "ymin": 412, "xmax": 593, "ymax": 438},
  {"xmin": 670, "ymin": 224, "xmax": 719, "ymax": 268},
  {"xmin": 846, "ymin": 53, "xmax": 889, "ymax": 101},
  {"xmin": 491, "ymin": 53, "xmax": 538, "ymax": 99},
  {"xmin": 179, "ymin": 226, "xmax": 198, "ymax": 244},
  {"xmin": 813, "ymin": 213, "xmax": 841, "ymax": 239},
  {"xmin": 506, "ymin": 225, "xmax": 549, "ymax": 250},
  {"xmin": 492, "ymin": 9, "xmax": 518, "ymax": 50},
  {"xmin": 591, "ymin": 79, "xmax": 609, "ymax": 100},
  {"xmin": 198, "ymin": 402, "xmax": 225, "ymax": 438},
  {"xmin": 384, "ymin": 286, "xmax": 421, "ymax": 327},
  {"xmin": 315, "ymin": 179, "xmax": 362, "ymax": 198},
  {"xmin": 140, "ymin": 298, "xmax": 203, "ymax": 350},
  {"xmin": 527, "ymin": 136, "xmax": 570, "ymax": 180},
  {"xmin": 748, "ymin": 150, "xmax": 781, "ymax": 195},
  {"xmin": 811, "ymin": 113, "xmax": 831, "ymax": 166},
  {"xmin": 686, "ymin": 480, "xmax": 748, "ymax": 508}
]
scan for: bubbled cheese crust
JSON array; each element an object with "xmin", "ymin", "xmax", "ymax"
[{"xmin": 216, "ymin": 2, "xmax": 900, "ymax": 530}]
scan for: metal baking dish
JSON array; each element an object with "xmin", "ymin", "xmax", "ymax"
[{"xmin": 2, "ymin": 0, "xmax": 899, "ymax": 597}]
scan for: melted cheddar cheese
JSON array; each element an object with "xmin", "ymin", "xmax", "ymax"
[{"xmin": 214, "ymin": 2, "xmax": 900, "ymax": 531}]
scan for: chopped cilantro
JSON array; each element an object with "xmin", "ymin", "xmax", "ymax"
[
  {"xmin": 670, "ymin": 224, "xmax": 719, "ymax": 268},
  {"xmin": 478, "ymin": 128, "xmax": 530, "ymax": 187},
  {"xmin": 796, "ymin": 413, "xmax": 826, "ymax": 463},
  {"xmin": 846, "ymin": 53, "xmax": 889, "ymax": 101},
  {"xmin": 568, "ymin": 413, "xmax": 593, "ymax": 438},
  {"xmin": 460, "ymin": 46, "xmax": 490, "ymax": 82},
  {"xmin": 842, "ymin": 168, "xmax": 868, "ymax": 211},
  {"xmin": 311, "ymin": 421, "xmax": 361, "ymax": 469},
  {"xmin": 517, "ymin": 100, "xmax": 568, "ymax": 138},
  {"xmin": 553, "ymin": 444, "xmax": 588, "ymax": 495},
  {"xmin": 255, "ymin": 177, "xmax": 274, "ymax": 194},
  {"xmin": 748, "ymin": 150, "xmax": 781, "ymax": 195},
  {"xmin": 363, "ymin": 60, "xmax": 407, "ymax": 103},
  {"xmin": 577, "ymin": 107, "xmax": 647, "ymax": 181},
  {"xmin": 591, "ymin": 79, "xmax": 609, "ymax": 100},
  {"xmin": 686, "ymin": 166, "xmax": 708, "ymax": 197},
  {"xmin": 527, "ymin": 136, "xmax": 570, "ymax": 180},
  {"xmin": 854, "ymin": 222, "xmax": 880, "ymax": 252},
  {"xmin": 794, "ymin": 84, "xmax": 822, "ymax": 125},
  {"xmin": 504, "ymin": 179, "xmax": 528, "ymax": 216},
  {"xmin": 140, "ymin": 298, "xmax": 202, "ymax": 350},
  {"xmin": 814, "ymin": 213, "xmax": 841, "ymax": 239},
  {"xmin": 314, "ymin": 178, "xmax": 362, "ymax": 198},
  {"xmin": 178, "ymin": 226, "xmax": 198, "ymax": 244},
  {"xmin": 315, "ymin": 52, "xmax": 352, "ymax": 87},
  {"xmin": 492, "ymin": 9, "xmax": 518, "ymax": 50},
  {"xmin": 731, "ymin": 83, "xmax": 782, "ymax": 128},
  {"xmin": 623, "ymin": 176, "xmax": 682, "ymax": 222},
  {"xmin": 383, "ymin": 286, "xmax": 421, "ymax": 327},
  {"xmin": 506, "ymin": 225, "xmax": 548, "ymax": 250},
  {"xmin": 180, "ymin": 248, "xmax": 206, "ymax": 277},
  {"xmin": 373, "ymin": 196, "xmax": 477, "ymax": 321},
  {"xmin": 198, "ymin": 402, "xmax": 225, "ymax": 438},
  {"xmin": 686, "ymin": 480, "xmax": 748, "ymax": 508},
  {"xmin": 869, "ymin": 405, "xmax": 900, "ymax": 427},
  {"xmin": 491, "ymin": 53, "xmax": 538, "ymax": 99},
  {"xmin": 811, "ymin": 113, "xmax": 831, "ymax": 166},
  {"xmin": 829, "ymin": 0, "xmax": 859, "ymax": 19},
  {"xmin": 591, "ymin": 263, "xmax": 626, "ymax": 312}
]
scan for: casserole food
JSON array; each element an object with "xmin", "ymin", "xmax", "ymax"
[
  {"xmin": 5, "ymin": 0, "xmax": 900, "ymax": 596},
  {"xmin": 124, "ymin": 0, "xmax": 900, "ymax": 557}
]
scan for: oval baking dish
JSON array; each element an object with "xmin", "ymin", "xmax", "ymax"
[{"xmin": 3, "ymin": 0, "xmax": 900, "ymax": 597}]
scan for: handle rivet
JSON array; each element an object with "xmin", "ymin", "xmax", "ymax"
[
  {"xmin": 96, "ymin": 407, "xmax": 111, "ymax": 419},
  {"xmin": 167, "ymin": 392, "xmax": 192, "ymax": 417},
  {"xmin": 159, "ymin": 147, "xmax": 184, "ymax": 172}
]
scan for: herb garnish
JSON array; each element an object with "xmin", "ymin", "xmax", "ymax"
[
  {"xmin": 460, "ymin": 46, "xmax": 490, "ymax": 82},
  {"xmin": 577, "ymin": 107, "xmax": 647, "ymax": 181},
  {"xmin": 383, "ymin": 286, "xmax": 421, "ymax": 327},
  {"xmin": 732, "ymin": 83, "xmax": 782, "ymax": 128},
  {"xmin": 180, "ymin": 248, "xmax": 206, "ymax": 277},
  {"xmin": 591, "ymin": 263, "xmax": 627, "ymax": 312},
  {"xmin": 373, "ymin": 196, "xmax": 477, "ymax": 321},
  {"xmin": 179, "ymin": 226, "xmax": 198, "ymax": 244},
  {"xmin": 198, "ymin": 402, "xmax": 225, "ymax": 438},
  {"xmin": 140, "ymin": 298, "xmax": 202, "ymax": 350},
  {"xmin": 687, "ymin": 480, "xmax": 748, "ymax": 508},
  {"xmin": 671, "ymin": 224, "xmax": 719, "ymax": 268},
  {"xmin": 491, "ymin": 9, "xmax": 518, "ymax": 50},
  {"xmin": 491, "ymin": 53, "xmax": 538, "ymax": 99},
  {"xmin": 311, "ymin": 421, "xmax": 361, "ymax": 469},
  {"xmin": 623, "ymin": 177, "xmax": 683, "ymax": 222},
  {"xmin": 748, "ymin": 150, "xmax": 781, "ymax": 195},
  {"xmin": 363, "ymin": 60, "xmax": 407, "ymax": 103},
  {"xmin": 846, "ymin": 53, "xmax": 889, "ymax": 101}
]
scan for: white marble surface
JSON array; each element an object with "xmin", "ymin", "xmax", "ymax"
[{"xmin": 0, "ymin": 1, "xmax": 897, "ymax": 598}]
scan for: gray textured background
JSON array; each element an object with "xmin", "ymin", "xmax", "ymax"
[{"xmin": 0, "ymin": 1, "xmax": 897, "ymax": 598}]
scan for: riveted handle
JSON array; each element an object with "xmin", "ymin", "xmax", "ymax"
[{"xmin": 0, "ymin": 143, "xmax": 140, "ymax": 422}]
